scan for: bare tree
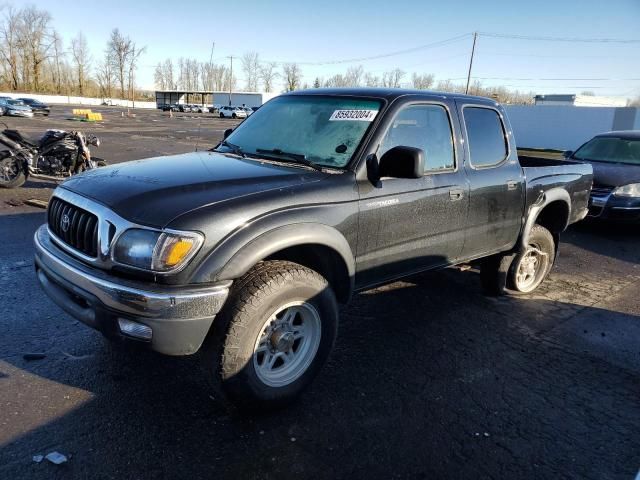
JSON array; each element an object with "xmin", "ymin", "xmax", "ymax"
[
  {"xmin": 71, "ymin": 31, "xmax": 91, "ymax": 95},
  {"xmin": 96, "ymin": 54, "xmax": 115, "ymax": 99},
  {"xmin": 50, "ymin": 30, "xmax": 64, "ymax": 93},
  {"xmin": 282, "ymin": 63, "xmax": 302, "ymax": 91},
  {"xmin": 345, "ymin": 65, "xmax": 363, "ymax": 86},
  {"xmin": 154, "ymin": 62, "xmax": 165, "ymax": 90},
  {"xmin": 18, "ymin": 6, "xmax": 54, "ymax": 91},
  {"xmin": 382, "ymin": 68, "xmax": 405, "ymax": 88},
  {"xmin": 241, "ymin": 51, "xmax": 260, "ymax": 91},
  {"xmin": 0, "ymin": 6, "xmax": 21, "ymax": 90},
  {"xmin": 260, "ymin": 61, "xmax": 278, "ymax": 92},
  {"xmin": 364, "ymin": 72, "xmax": 380, "ymax": 87},
  {"xmin": 107, "ymin": 28, "xmax": 133, "ymax": 98},
  {"xmin": 411, "ymin": 73, "xmax": 434, "ymax": 90},
  {"xmin": 126, "ymin": 44, "xmax": 145, "ymax": 101}
]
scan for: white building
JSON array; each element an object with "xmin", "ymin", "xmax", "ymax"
[
  {"xmin": 155, "ymin": 90, "xmax": 279, "ymax": 108},
  {"xmin": 534, "ymin": 94, "xmax": 628, "ymax": 107}
]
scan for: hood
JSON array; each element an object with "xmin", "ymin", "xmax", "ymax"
[
  {"xmin": 587, "ymin": 160, "xmax": 640, "ymax": 187},
  {"xmin": 61, "ymin": 151, "xmax": 328, "ymax": 227}
]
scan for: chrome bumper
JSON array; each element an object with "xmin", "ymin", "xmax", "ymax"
[{"xmin": 34, "ymin": 225, "xmax": 230, "ymax": 355}]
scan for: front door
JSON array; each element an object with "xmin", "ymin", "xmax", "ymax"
[{"xmin": 356, "ymin": 102, "xmax": 469, "ymax": 288}]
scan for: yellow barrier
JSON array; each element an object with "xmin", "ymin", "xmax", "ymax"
[
  {"xmin": 72, "ymin": 108, "xmax": 92, "ymax": 115},
  {"xmin": 84, "ymin": 112, "xmax": 103, "ymax": 121}
]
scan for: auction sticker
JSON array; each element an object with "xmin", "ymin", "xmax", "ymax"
[{"xmin": 329, "ymin": 109, "xmax": 378, "ymax": 122}]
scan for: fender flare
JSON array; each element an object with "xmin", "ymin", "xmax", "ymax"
[
  {"xmin": 210, "ymin": 223, "xmax": 356, "ymax": 296},
  {"xmin": 520, "ymin": 187, "xmax": 571, "ymax": 250}
]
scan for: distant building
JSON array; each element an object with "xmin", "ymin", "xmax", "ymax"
[
  {"xmin": 154, "ymin": 90, "xmax": 279, "ymax": 108},
  {"xmin": 534, "ymin": 94, "xmax": 628, "ymax": 107}
]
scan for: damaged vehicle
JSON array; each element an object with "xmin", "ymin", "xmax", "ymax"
[{"xmin": 34, "ymin": 88, "xmax": 593, "ymax": 410}]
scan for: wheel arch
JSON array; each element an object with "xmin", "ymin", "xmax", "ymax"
[
  {"xmin": 213, "ymin": 223, "xmax": 356, "ymax": 304},
  {"xmin": 520, "ymin": 188, "xmax": 571, "ymax": 251}
]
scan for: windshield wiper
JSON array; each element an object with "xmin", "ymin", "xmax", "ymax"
[
  {"xmin": 255, "ymin": 148, "xmax": 323, "ymax": 171},
  {"xmin": 215, "ymin": 140, "xmax": 245, "ymax": 157}
]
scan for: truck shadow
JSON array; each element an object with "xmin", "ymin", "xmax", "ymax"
[{"xmin": 1, "ymin": 247, "xmax": 639, "ymax": 479}]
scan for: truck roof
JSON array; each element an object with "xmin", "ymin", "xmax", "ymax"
[{"xmin": 285, "ymin": 87, "xmax": 499, "ymax": 105}]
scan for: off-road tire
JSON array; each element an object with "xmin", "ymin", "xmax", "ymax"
[{"xmin": 200, "ymin": 260, "xmax": 339, "ymax": 411}]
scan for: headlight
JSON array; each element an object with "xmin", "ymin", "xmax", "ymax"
[
  {"xmin": 112, "ymin": 228, "xmax": 204, "ymax": 272},
  {"xmin": 613, "ymin": 183, "xmax": 640, "ymax": 198}
]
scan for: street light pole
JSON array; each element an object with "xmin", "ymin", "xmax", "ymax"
[
  {"xmin": 465, "ymin": 32, "xmax": 478, "ymax": 95},
  {"xmin": 228, "ymin": 55, "xmax": 234, "ymax": 106}
]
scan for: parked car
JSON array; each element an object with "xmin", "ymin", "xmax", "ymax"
[
  {"xmin": 178, "ymin": 104, "xmax": 192, "ymax": 113},
  {"xmin": 17, "ymin": 98, "xmax": 50, "ymax": 116},
  {"xmin": 251, "ymin": 106, "xmax": 260, "ymax": 112},
  {"xmin": 209, "ymin": 104, "xmax": 221, "ymax": 114},
  {"xmin": 191, "ymin": 104, "xmax": 208, "ymax": 113},
  {"xmin": 219, "ymin": 105, "xmax": 247, "ymax": 118},
  {"xmin": 563, "ymin": 130, "xmax": 640, "ymax": 222},
  {"xmin": 242, "ymin": 106, "xmax": 254, "ymax": 116},
  {"xmin": 0, "ymin": 99, "xmax": 34, "ymax": 118},
  {"xmin": 34, "ymin": 88, "xmax": 592, "ymax": 411}
]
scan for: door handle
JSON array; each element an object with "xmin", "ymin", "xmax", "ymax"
[
  {"xmin": 449, "ymin": 188, "xmax": 464, "ymax": 201},
  {"xmin": 507, "ymin": 180, "xmax": 519, "ymax": 191}
]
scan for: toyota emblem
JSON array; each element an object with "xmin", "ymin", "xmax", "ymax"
[{"xmin": 61, "ymin": 214, "xmax": 70, "ymax": 233}]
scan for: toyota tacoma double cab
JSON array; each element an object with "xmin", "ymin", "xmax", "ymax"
[{"xmin": 34, "ymin": 88, "xmax": 593, "ymax": 410}]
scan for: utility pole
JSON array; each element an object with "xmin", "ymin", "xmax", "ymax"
[
  {"xmin": 227, "ymin": 55, "xmax": 234, "ymax": 106},
  {"xmin": 465, "ymin": 32, "xmax": 478, "ymax": 95}
]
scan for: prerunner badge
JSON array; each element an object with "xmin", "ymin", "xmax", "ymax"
[{"xmin": 329, "ymin": 109, "xmax": 378, "ymax": 122}]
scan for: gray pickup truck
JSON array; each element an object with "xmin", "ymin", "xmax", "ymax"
[{"xmin": 34, "ymin": 88, "xmax": 593, "ymax": 410}]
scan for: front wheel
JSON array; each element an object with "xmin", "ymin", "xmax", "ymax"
[
  {"xmin": 219, "ymin": 112, "xmax": 224, "ymax": 118},
  {"xmin": 201, "ymin": 260, "xmax": 338, "ymax": 411},
  {"xmin": 0, "ymin": 155, "xmax": 26, "ymax": 188}
]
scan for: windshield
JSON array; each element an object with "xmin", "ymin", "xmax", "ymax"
[
  {"xmin": 573, "ymin": 136, "xmax": 640, "ymax": 165},
  {"xmin": 8, "ymin": 100, "xmax": 24, "ymax": 106},
  {"xmin": 220, "ymin": 95, "xmax": 382, "ymax": 168}
]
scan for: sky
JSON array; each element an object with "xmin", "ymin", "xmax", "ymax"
[{"xmin": 11, "ymin": 0, "xmax": 640, "ymax": 99}]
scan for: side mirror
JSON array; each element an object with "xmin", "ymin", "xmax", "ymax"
[
  {"xmin": 378, "ymin": 146, "xmax": 424, "ymax": 179},
  {"xmin": 223, "ymin": 128, "xmax": 233, "ymax": 139},
  {"xmin": 562, "ymin": 150, "xmax": 573, "ymax": 159}
]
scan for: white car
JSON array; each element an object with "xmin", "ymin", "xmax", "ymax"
[
  {"xmin": 218, "ymin": 106, "xmax": 247, "ymax": 119},
  {"xmin": 0, "ymin": 99, "xmax": 34, "ymax": 118}
]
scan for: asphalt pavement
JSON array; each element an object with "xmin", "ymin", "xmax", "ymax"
[{"xmin": 0, "ymin": 106, "xmax": 639, "ymax": 479}]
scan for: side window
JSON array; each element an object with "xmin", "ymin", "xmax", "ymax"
[
  {"xmin": 463, "ymin": 107, "xmax": 508, "ymax": 168},
  {"xmin": 379, "ymin": 104, "xmax": 455, "ymax": 172}
]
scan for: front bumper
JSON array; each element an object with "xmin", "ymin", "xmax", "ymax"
[
  {"xmin": 34, "ymin": 225, "xmax": 230, "ymax": 355},
  {"xmin": 7, "ymin": 110, "xmax": 34, "ymax": 118},
  {"xmin": 588, "ymin": 193, "xmax": 640, "ymax": 223}
]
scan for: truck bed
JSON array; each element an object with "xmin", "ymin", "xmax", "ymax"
[{"xmin": 519, "ymin": 155, "xmax": 593, "ymax": 226}]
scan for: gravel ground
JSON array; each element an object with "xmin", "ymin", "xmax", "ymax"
[{"xmin": 0, "ymin": 106, "xmax": 639, "ymax": 479}]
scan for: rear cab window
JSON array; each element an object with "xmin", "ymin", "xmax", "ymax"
[{"xmin": 463, "ymin": 106, "xmax": 508, "ymax": 168}]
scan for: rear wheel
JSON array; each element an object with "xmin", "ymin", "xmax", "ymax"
[
  {"xmin": 219, "ymin": 112, "xmax": 224, "ymax": 118},
  {"xmin": 232, "ymin": 113, "xmax": 237, "ymax": 119},
  {"xmin": 0, "ymin": 155, "xmax": 26, "ymax": 188},
  {"xmin": 200, "ymin": 260, "xmax": 339, "ymax": 411},
  {"xmin": 508, "ymin": 225, "xmax": 555, "ymax": 293},
  {"xmin": 480, "ymin": 224, "xmax": 555, "ymax": 295}
]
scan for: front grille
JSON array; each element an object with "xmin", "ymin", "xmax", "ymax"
[
  {"xmin": 48, "ymin": 197, "xmax": 99, "ymax": 257},
  {"xmin": 591, "ymin": 185, "xmax": 614, "ymax": 197}
]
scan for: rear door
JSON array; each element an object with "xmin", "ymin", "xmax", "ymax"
[
  {"xmin": 356, "ymin": 100, "xmax": 469, "ymax": 287},
  {"xmin": 455, "ymin": 102, "xmax": 524, "ymax": 258}
]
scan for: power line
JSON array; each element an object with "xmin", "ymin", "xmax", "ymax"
[
  {"xmin": 478, "ymin": 32, "xmax": 640, "ymax": 44},
  {"xmin": 263, "ymin": 33, "xmax": 472, "ymax": 66}
]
